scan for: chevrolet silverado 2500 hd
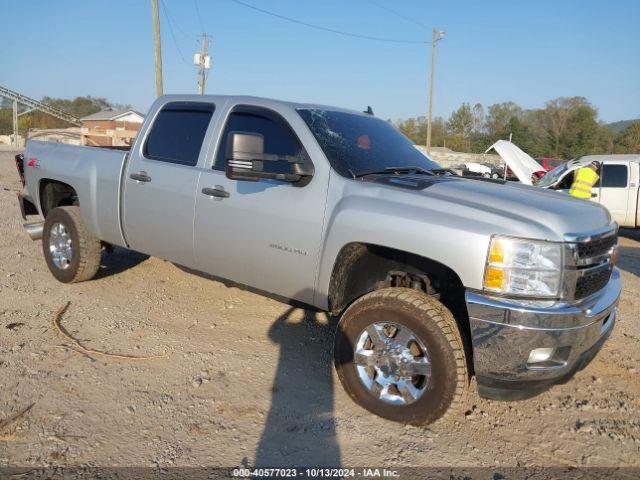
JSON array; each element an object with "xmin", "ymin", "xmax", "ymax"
[{"xmin": 16, "ymin": 95, "xmax": 620, "ymax": 425}]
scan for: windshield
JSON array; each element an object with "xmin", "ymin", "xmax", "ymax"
[
  {"xmin": 297, "ymin": 109, "xmax": 441, "ymax": 178},
  {"xmin": 536, "ymin": 162, "xmax": 571, "ymax": 187}
]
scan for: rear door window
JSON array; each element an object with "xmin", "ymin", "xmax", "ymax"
[
  {"xmin": 601, "ymin": 164, "xmax": 628, "ymax": 188},
  {"xmin": 144, "ymin": 102, "xmax": 215, "ymax": 166}
]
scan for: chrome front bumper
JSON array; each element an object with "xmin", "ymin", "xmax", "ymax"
[{"xmin": 466, "ymin": 268, "xmax": 621, "ymax": 400}]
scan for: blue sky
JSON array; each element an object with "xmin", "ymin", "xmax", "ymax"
[{"xmin": 1, "ymin": 0, "xmax": 639, "ymax": 122}]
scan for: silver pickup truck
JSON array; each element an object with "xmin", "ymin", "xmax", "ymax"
[{"xmin": 15, "ymin": 95, "xmax": 620, "ymax": 425}]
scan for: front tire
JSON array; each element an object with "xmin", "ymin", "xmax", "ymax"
[
  {"xmin": 334, "ymin": 288, "xmax": 467, "ymax": 425},
  {"xmin": 42, "ymin": 206, "xmax": 101, "ymax": 283}
]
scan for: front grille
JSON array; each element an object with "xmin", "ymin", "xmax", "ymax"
[
  {"xmin": 576, "ymin": 234, "xmax": 617, "ymax": 259},
  {"xmin": 575, "ymin": 265, "xmax": 612, "ymax": 299},
  {"xmin": 569, "ymin": 230, "xmax": 617, "ymax": 300}
]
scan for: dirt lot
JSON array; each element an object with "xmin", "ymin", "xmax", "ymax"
[{"xmin": 0, "ymin": 151, "xmax": 639, "ymax": 472}]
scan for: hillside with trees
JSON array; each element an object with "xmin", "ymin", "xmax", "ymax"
[
  {"xmin": 397, "ymin": 96, "xmax": 640, "ymax": 159},
  {"xmin": 605, "ymin": 119, "xmax": 640, "ymax": 133},
  {"xmin": 0, "ymin": 96, "xmax": 130, "ymax": 135},
  {"xmin": 2, "ymin": 94, "xmax": 638, "ymax": 157}
]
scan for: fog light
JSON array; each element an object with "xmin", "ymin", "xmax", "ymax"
[
  {"xmin": 528, "ymin": 347, "xmax": 555, "ymax": 364},
  {"xmin": 527, "ymin": 346, "xmax": 571, "ymax": 369}
]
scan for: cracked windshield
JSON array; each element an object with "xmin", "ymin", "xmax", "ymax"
[{"xmin": 297, "ymin": 109, "xmax": 441, "ymax": 178}]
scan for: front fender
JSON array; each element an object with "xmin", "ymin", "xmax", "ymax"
[{"xmin": 314, "ymin": 194, "xmax": 489, "ymax": 310}]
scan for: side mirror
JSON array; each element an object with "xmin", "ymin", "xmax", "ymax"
[{"xmin": 225, "ymin": 132, "xmax": 313, "ymax": 184}]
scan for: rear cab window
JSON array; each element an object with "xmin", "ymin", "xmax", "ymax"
[{"xmin": 144, "ymin": 102, "xmax": 215, "ymax": 166}]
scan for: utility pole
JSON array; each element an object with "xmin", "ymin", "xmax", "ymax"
[
  {"xmin": 151, "ymin": 0, "xmax": 163, "ymax": 97},
  {"xmin": 194, "ymin": 33, "xmax": 212, "ymax": 95},
  {"xmin": 426, "ymin": 28, "xmax": 445, "ymax": 154}
]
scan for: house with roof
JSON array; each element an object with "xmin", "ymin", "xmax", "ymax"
[{"xmin": 81, "ymin": 108, "xmax": 144, "ymax": 147}]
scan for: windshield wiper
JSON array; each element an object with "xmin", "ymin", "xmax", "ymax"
[{"xmin": 353, "ymin": 166, "xmax": 435, "ymax": 178}]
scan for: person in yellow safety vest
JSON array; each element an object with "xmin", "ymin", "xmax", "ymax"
[{"xmin": 569, "ymin": 162, "xmax": 600, "ymax": 199}]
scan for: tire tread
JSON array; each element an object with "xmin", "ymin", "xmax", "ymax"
[
  {"xmin": 43, "ymin": 206, "xmax": 101, "ymax": 283},
  {"xmin": 336, "ymin": 287, "xmax": 468, "ymax": 425}
]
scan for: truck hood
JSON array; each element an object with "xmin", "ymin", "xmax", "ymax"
[
  {"xmin": 362, "ymin": 174, "xmax": 612, "ymax": 240},
  {"xmin": 485, "ymin": 139, "xmax": 545, "ymax": 185}
]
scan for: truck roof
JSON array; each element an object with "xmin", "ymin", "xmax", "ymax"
[
  {"xmin": 580, "ymin": 154, "xmax": 640, "ymax": 163},
  {"xmin": 158, "ymin": 94, "xmax": 372, "ymax": 117}
]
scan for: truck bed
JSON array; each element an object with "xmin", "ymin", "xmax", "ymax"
[{"xmin": 23, "ymin": 140, "xmax": 129, "ymax": 247}]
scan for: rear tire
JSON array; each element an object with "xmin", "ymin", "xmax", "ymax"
[
  {"xmin": 42, "ymin": 206, "xmax": 101, "ymax": 283},
  {"xmin": 334, "ymin": 288, "xmax": 467, "ymax": 425}
]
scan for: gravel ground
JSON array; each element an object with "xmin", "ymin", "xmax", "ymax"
[{"xmin": 0, "ymin": 151, "xmax": 639, "ymax": 471}]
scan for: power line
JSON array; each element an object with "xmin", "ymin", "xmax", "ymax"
[
  {"xmin": 160, "ymin": 0, "xmax": 191, "ymax": 65},
  {"xmin": 228, "ymin": 0, "xmax": 429, "ymax": 44},
  {"xmin": 161, "ymin": 0, "xmax": 196, "ymax": 41},
  {"xmin": 363, "ymin": 0, "xmax": 430, "ymax": 31},
  {"xmin": 194, "ymin": 0, "xmax": 206, "ymax": 32}
]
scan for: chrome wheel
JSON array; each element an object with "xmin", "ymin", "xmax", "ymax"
[
  {"xmin": 354, "ymin": 322, "xmax": 431, "ymax": 405},
  {"xmin": 49, "ymin": 222, "xmax": 73, "ymax": 270}
]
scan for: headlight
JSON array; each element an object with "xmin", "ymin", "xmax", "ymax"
[{"xmin": 483, "ymin": 236, "xmax": 563, "ymax": 297}]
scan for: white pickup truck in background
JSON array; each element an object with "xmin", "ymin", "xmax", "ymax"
[
  {"xmin": 536, "ymin": 154, "xmax": 640, "ymax": 228},
  {"xmin": 487, "ymin": 140, "xmax": 640, "ymax": 228}
]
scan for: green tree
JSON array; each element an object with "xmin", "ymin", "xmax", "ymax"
[
  {"xmin": 396, "ymin": 116, "xmax": 446, "ymax": 148},
  {"xmin": 396, "ymin": 116, "xmax": 422, "ymax": 143},
  {"xmin": 447, "ymin": 103, "xmax": 474, "ymax": 137},
  {"xmin": 471, "ymin": 103, "xmax": 485, "ymax": 134},
  {"xmin": 534, "ymin": 97, "xmax": 603, "ymax": 158},
  {"xmin": 597, "ymin": 126, "xmax": 615, "ymax": 154},
  {"xmin": 484, "ymin": 101, "xmax": 523, "ymax": 140},
  {"xmin": 0, "ymin": 99, "xmax": 14, "ymax": 134},
  {"xmin": 394, "ymin": 96, "xmax": 634, "ymax": 158},
  {"xmin": 49, "ymin": 96, "xmax": 112, "ymax": 117},
  {"xmin": 27, "ymin": 96, "xmax": 111, "ymax": 130},
  {"xmin": 447, "ymin": 103, "xmax": 475, "ymax": 151},
  {"xmin": 538, "ymin": 97, "xmax": 574, "ymax": 157},
  {"xmin": 429, "ymin": 117, "xmax": 447, "ymax": 148},
  {"xmin": 0, "ymin": 96, "xmax": 123, "ymax": 135},
  {"xmin": 614, "ymin": 121, "xmax": 640, "ymax": 153},
  {"xmin": 444, "ymin": 134, "xmax": 467, "ymax": 152}
]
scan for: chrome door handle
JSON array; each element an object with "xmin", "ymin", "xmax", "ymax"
[
  {"xmin": 202, "ymin": 186, "xmax": 230, "ymax": 198},
  {"xmin": 130, "ymin": 171, "xmax": 151, "ymax": 182}
]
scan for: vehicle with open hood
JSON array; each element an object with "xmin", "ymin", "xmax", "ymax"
[
  {"xmin": 536, "ymin": 157, "xmax": 566, "ymax": 172},
  {"xmin": 488, "ymin": 144, "xmax": 640, "ymax": 228},
  {"xmin": 485, "ymin": 139, "xmax": 546, "ymax": 184}
]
